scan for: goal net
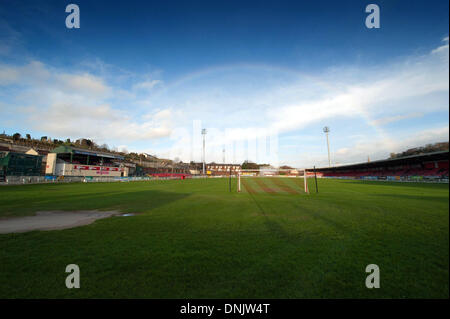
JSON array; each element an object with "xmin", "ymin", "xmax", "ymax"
[{"xmin": 236, "ymin": 168, "xmax": 310, "ymax": 194}]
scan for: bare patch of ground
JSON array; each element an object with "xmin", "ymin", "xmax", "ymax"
[
  {"xmin": 272, "ymin": 178, "xmax": 299, "ymax": 194},
  {"xmin": 255, "ymin": 179, "xmax": 276, "ymax": 193},
  {"xmin": 0, "ymin": 210, "xmax": 123, "ymax": 234},
  {"xmin": 241, "ymin": 179, "xmax": 257, "ymax": 194}
]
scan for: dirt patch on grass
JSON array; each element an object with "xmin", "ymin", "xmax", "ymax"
[
  {"xmin": 272, "ymin": 178, "xmax": 298, "ymax": 194},
  {"xmin": 255, "ymin": 179, "xmax": 276, "ymax": 193},
  {"xmin": 241, "ymin": 179, "xmax": 257, "ymax": 194},
  {"xmin": 0, "ymin": 210, "xmax": 123, "ymax": 234}
]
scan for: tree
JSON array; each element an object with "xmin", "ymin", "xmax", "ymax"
[
  {"xmin": 40, "ymin": 136, "xmax": 48, "ymax": 142},
  {"xmin": 26, "ymin": 134, "xmax": 31, "ymax": 140},
  {"xmin": 12, "ymin": 133, "xmax": 21, "ymax": 141},
  {"xmin": 390, "ymin": 142, "xmax": 449, "ymax": 158},
  {"xmin": 241, "ymin": 160, "xmax": 259, "ymax": 170},
  {"xmin": 79, "ymin": 138, "xmax": 93, "ymax": 148}
]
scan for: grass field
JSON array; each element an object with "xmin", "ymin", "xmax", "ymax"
[{"xmin": 0, "ymin": 177, "xmax": 448, "ymax": 298}]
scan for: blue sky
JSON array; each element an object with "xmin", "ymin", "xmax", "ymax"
[{"xmin": 0, "ymin": 0, "xmax": 448, "ymax": 167}]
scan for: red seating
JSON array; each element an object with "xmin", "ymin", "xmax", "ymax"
[
  {"xmin": 322, "ymin": 166, "xmax": 448, "ymax": 178},
  {"xmin": 438, "ymin": 161, "xmax": 449, "ymax": 169}
]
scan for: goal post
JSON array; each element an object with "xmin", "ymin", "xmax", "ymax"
[
  {"xmin": 303, "ymin": 169, "xmax": 309, "ymax": 194},
  {"xmin": 237, "ymin": 168, "xmax": 310, "ymax": 194},
  {"xmin": 238, "ymin": 172, "xmax": 241, "ymax": 192}
]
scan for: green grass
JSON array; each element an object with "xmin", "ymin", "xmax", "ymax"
[{"xmin": 0, "ymin": 178, "xmax": 448, "ymax": 298}]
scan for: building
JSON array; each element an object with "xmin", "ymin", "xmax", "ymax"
[
  {"xmin": 45, "ymin": 145, "xmax": 128, "ymax": 177},
  {"xmin": 26, "ymin": 148, "xmax": 50, "ymax": 175},
  {"xmin": 206, "ymin": 163, "xmax": 241, "ymax": 176},
  {"xmin": 258, "ymin": 165, "xmax": 277, "ymax": 176},
  {"xmin": 0, "ymin": 151, "xmax": 43, "ymax": 179}
]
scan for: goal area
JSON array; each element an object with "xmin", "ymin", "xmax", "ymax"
[{"xmin": 237, "ymin": 168, "xmax": 310, "ymax": 194}]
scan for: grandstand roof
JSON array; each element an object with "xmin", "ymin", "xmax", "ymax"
[
  {"xmin": 51, "ymin": 145, "xmax": 125, "ymax": 160},
  {"xmin": 315, "ymin": 150, "xmax": 449, "ymax": 171}
]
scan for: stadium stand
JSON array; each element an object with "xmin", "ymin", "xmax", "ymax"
[
  {"xmin": 315, "ymin": 150, "xmax": 449, "ymax": 182},
  {"xmin": 45, "ymin": 145, "xmax": 128, "ymax": 177},
  {"xmin": 0, "ymin": 151, "xmax": 43, "ymax": 179}
]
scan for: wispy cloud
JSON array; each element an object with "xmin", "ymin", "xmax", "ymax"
[
  {"xmin": 432, "ymin": 36, "xmax": 449, "ymax": 54},
  {"xmin": 287, "ymin": 125, "xmax": 449, "ymax": 168},
  {"xmin": 132, "ymin": 79, "xmax": 162, "ymax": 92},
  {"xmin": 0, "ymin": 19, "xmax": 22, "ymax": 56},
  {"xmin": 271, "ymin": 38, "xmax": 448, "ymax": 134},
  {"xmin": 369, "ymin": 112, "xmax": 424, "ymax": 126},
  {"xmin": 0, "ymin": 60, "xmax": 172, "ymax": 142},
  {"xmin": 0, "ymin": 37, "xmax": 448, "ymax": 166}
]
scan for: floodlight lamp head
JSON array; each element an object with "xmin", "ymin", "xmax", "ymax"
[
  {"xmin": 202, "ymin": 129, "xmax": 207, "ymax": 135},
  {"xmin": 323, "ymin": 126, "xmax": 330, "ymax": 133}
]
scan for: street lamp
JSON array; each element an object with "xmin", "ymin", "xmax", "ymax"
[
  {"xmin": 202, "ymin": 129, "xmax": 207, "ymax": 175},
  {"xmin": 323, "ymin": 126, "xmax": 331, "ymax": 167}
]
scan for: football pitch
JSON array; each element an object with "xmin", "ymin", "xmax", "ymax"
[{"xmin": 0, "ymin": 178, "xmax": 448, "ymax": 298}]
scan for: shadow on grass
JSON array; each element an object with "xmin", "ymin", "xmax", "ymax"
[
  {"xmin": 299, "ymin": 205, "xmax": 352, "ymax": 235},
  {"xmin": 1, "ymin": 189, "xmax": 191, "ymax": 217},
  {"xmin": 369, "ymin": 193, "xmax": 449, "ymax": 203},
  {"xmin": 245, "ymin": 192, "xmax": 292, "ymax": 241},
  {"xmin": 341, "ymin": 180, "xmax": 449, "ymax": 189}
]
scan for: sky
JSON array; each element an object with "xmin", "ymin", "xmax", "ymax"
[{"xmin": 0, "ymin": 0, "xmax": 448, "ymax": 167}]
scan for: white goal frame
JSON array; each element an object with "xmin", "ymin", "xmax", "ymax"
[{"xmin": 237, "ymin": 168, "xmax": 309, "ymax": 194}]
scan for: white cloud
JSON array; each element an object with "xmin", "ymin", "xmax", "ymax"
[
  {"xmin": 288, "ymin": 125, "xmax": 449, "ymax": 168},
  {"xmin": 56, "ymin": 73, "xmax": 111, "ymax": 98},
  {"xmin": 0, "ymin": 37, "xmax": 448, "ymax": 166},
  {"xmin": 0, "ymin": 61, "xmax": 50, "ymax": 85},
  {"xmin": 143, "ymin": 39, "xmax": 448, "ymax": 164},
  {"xmin": 269, "ymin": 40, "xmax": 448, "ymax": 134},
  {"xmin": 334, "ymin": 126, "xmax": 449, "ymax": 164},
  {"xmin": 0, "ymin": 60, "xmax": 171, "ymax": 143},
  {"xmin": 19, "ymin": 102, "xmax": 173, "ymax": 142},
  {"xmin": 132, "ymin": 79, "xmax": 161, "ymax": 91},
  {"xmin": 117, "ymin": 145, "xmax": 129, "ymax": 153},
  {"xmin": 369, "ymin": 112, "xmax": 424, "ymax": 126},
  {"xmin": 431, "ymin": 36, "xmax": 449, "ymax": 54},
  {"xmin": 0, "ymin": 64, "xmax": 20, "ymax": 84}
]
